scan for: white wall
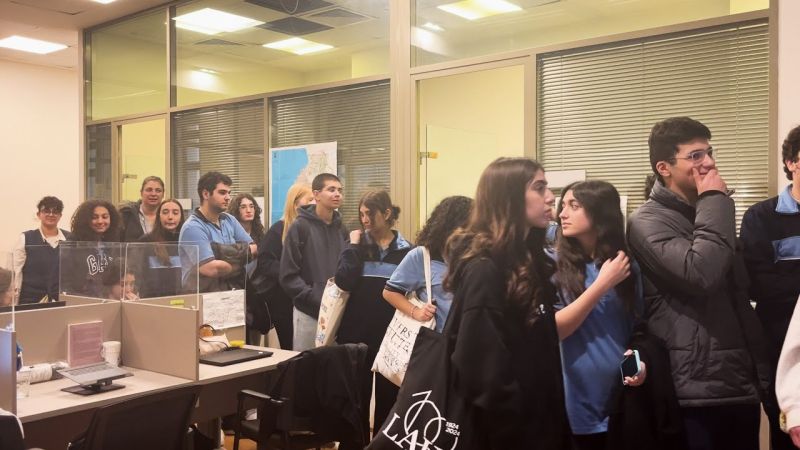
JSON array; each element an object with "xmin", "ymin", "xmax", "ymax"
[{"xmin": 0, "ymin": 60, "xmax": 80, "ymax": 253}]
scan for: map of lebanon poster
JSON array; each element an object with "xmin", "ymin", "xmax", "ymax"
[{"xmin": 269, "ymin": 142, "xmax": 337, "ymax": 225}]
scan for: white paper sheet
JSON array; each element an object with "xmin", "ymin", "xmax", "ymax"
[{"xmin": 201, "ymin": 290, "xmax": 246, "ymax": 330}]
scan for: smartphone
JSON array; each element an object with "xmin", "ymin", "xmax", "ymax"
[{"xmin": 620, "ymin": 350, "xmax": 641, "ymax": 380}]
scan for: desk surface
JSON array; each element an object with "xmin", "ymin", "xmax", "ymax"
[
  {"xmin": 17, "ymin": 367, "xmax": 192, "ymax": 422},
  {"xmin": 198, "ymin": 346, "xmax": 298, "ymax": 384}
]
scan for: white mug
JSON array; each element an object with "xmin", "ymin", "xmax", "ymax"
[{"xmin": 101, "ymin": 341, "xmax": 122, "ymax": 367}]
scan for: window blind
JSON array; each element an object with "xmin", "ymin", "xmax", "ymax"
[
  {"xmin": 86, "ymin": 123, "xmax": 112, "ymax": 201},
  {"xmin": 270, "ymin": 81, "xmax": 391, "ymax": 229},
  {"xmin": 172, "ymin": 100, "xmax": 265, "ymax": 208},
  {"xmin": 537, "ymin": 21, "xmax": 769, "ymax": 226}
]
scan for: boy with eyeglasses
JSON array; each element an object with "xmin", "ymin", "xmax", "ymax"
[
  {"xmin": 627, "ymin": 117, "xmax": 770, "ymax": 450},
  {"xmin": 12, "ymin": 196, "xmax": 71, "ymax": 303},
  {"xmin": 742, "ymin": 124, "xmax": 800, "ymax": 450}
]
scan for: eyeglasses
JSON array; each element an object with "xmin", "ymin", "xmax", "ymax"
[
  {"xmin": 39, "ymin": 209, "xmax": 62, "ymax": 216},
  {"xmin": 672, "ymin": 148, "xmax": 714, "ymax": 165}
]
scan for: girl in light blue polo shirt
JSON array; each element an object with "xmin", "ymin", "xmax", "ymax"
[
  {"xmin": 383, "ymin": 196, "xmax": 473, "ymax": 332},
  {"xmin": 553, "ymin": 180, "xmax": 645, "ymax": 450}
]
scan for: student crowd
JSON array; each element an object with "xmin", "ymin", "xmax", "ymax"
[{"xmin": 5, "ymin": 116, "xmax": 800, "ymax": 450}]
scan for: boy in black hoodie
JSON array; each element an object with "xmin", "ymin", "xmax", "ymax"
[{"xmin": 280, "ymin": 173, "xmax": 348, "ymax": 351}]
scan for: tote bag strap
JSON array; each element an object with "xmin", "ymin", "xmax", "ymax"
[{"xmin": 421, "ymin": 246, "xmax": 433, "ymax": 305}]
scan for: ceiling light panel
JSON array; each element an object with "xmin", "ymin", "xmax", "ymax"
[
  {"xmin": 0, "ymin": 35, "xmax": 68, "ymax": 54},
  {"xmin": 263, "ymin": 37, "xmax": 333, "ymax": 55},
  {"xmin": 174, "ymin": 8, "xmax": 264, "ymax": 35},
  {"xmin": 438, "ymin": 0, "xmax": 522, "ymax": 20}
]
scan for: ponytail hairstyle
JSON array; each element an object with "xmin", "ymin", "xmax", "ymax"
[{"xmin": 356, "ymin": 190, "xmax": 400, "ymax": 260}]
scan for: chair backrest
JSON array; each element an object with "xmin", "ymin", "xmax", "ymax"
[
  {"xmin": 80, "ymin": 384, "xmax": 200, "ymax": 450},
  {"xmin": 264, "ymin": 343, "xmax": 369, "ymax": 444},
  {"xmin": 268, "ymin": 351, "xmax": 316, "ymax": 429}
]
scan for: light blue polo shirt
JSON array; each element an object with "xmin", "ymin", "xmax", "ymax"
[
  {"xmin": 178, "ymin": 209, "xmax": 253, "ymax": 268},
  {"xmin": 384, "ymin": 246, "xmax": 452, "ymax": 333},
  {"xmin": 555, "ymin": 260, "xmax": 644, "ymax": 435}
]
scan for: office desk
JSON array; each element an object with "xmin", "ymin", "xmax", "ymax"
[
  {"xmin": 19, "ymin": 347, "xmax": 298, "ymax": 449},
  {"xmin": 19, "ymin": 367, "xmax": 192, "ymax": 449},
  {"xmin": 194, "ymin": 347, "xmax": 298, "ymax": 422}
]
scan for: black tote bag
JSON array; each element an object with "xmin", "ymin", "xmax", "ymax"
[{"xmin": 367, "ymin": 325, "xmax": 474, "ymax": 450}]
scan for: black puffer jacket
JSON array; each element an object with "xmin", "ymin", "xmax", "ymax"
[{"xmin": 627, "ymin": 180, "xmax": 769, "ymax": 407}]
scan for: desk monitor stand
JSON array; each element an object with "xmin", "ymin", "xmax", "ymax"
[{"xmin": 61, "ymin": 379, "xmax": 125, "ymax": 396}]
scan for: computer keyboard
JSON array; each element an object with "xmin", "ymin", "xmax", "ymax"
[
  {"xmin": 62, "ymin": 362, "xmax": 117, "ymax": 376},
  {"xmin": 58, "ymin": 362, "xmax": 132, "ymax": 388}
]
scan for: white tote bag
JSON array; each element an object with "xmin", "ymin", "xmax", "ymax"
[
  {"xmin": 315, "ymin": 278, "xmax": 350, "ymax": 347},
  {"xmin": 372, "ymin": 246, "xmax": 436, "ymax": 386}
]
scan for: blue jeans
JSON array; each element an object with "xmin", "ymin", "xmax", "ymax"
[{"xmin": 292, "ymin": 307, "xmax": 317, "ymax": 351}]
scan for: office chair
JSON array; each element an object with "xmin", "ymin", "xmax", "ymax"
[
  {"xmin": 0, "ymin": 413, "xmax": 25, "ymax": 450},
  {"xmin": 233, "ymin": 343, "xmax": 369, "ymax": 450},
  {"xmin": 67, "ymin": 384, "xmax": 201, "ymax": 450}
]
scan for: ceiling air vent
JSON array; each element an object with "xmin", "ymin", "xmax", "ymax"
[
  {"xmin": 194, "ymin": 39, "xmax": 243, "ymax": 46},
  {"xmin": 245, "ymin": 0, "xmax": 333, "ymax": 15},
  {"xmin": 306, "ymin": 7, "xmax": 373, "ymax": 28},
  {"xmin": 258, "ymin": 16, "xmax": 332, "ymax": 36}
]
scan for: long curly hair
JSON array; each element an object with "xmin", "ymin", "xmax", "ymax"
[
  {"xmin": 70, "ymin": 199, "xmax": 121, "ymax": 242},
  {"xmin": 445, "ymin": 157, "xmax": 555, "ymax": 325},
  {"xmin": 417, "ymin": 196, "xmax": 473, "ymax": 261},
  {"xmin": 228, "ymin": 193, "xmax": 265, "ymax": 243},
  {"xmin": 555, "ymin": 181, "xmax": 636, "ymax": 312}
]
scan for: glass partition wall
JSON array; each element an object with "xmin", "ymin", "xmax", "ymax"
[{"xmin": 84, "ymin": 0, "xmax": 772, "ymax": 235}]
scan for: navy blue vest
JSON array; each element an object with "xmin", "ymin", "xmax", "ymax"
[{"xmin": 20, "ymin": 229, "xmax": 67, "ymax": 304}]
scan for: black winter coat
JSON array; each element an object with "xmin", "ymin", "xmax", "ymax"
[{"xmin": 627, "ymin": 181, "xmax": 769, "ymax": 407}]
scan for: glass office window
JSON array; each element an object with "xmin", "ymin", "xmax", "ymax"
[
  {"xmin": 417, "ymin": 65, "xmax": 525, "ymax": 226},
  {"xmin": 87, "ymin": 9, "xmax": 168, "ymax": 120},
  {"xmin": 412, "ymin": 0, "xmax": 768, "ymax": 67},
  {"xmin": 270, "ymin": 81, "xmax": 390, "ymax": 229},
  {"xmin": 86, "ymin": 123, "xmax": 113, "ymax": 201},
  {"xmin": 175, "ymin": 0, "xmax": 389, "ymax": 106},
  {"xmin": 538, "ymin": 21, "xmax": 769, "ymax": 226},
  {"xmin": 172, "ymin": 100, "xmax": 265, "ymax": 209}
]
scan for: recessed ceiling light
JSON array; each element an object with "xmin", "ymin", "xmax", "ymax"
[
  {"xmin": 198, "ymin": 68, "xmax": 218, "ymax": 74},
  {"xmin": 438, "ymin": 0, "xmax": 522, "ymax": 20},
  {"xmin": 174, "ymin": 8, "xmax": 264, "ymax": 35},
  {"xmin": 263, "ymin": 37, "xmax": 333, "ymax": 55},
  {"xmin": 0, "ymin": 35, "xmax": 68, "ymax": 54},
  {"xmin": 93, "ymin": 0, "xmax": 117, "ymax": 4},
  {"xmin": 422, "ymin": 22, "xmax": 445, "ymax": 32}
]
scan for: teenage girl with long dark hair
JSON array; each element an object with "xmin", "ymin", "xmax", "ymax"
[
  {"xmin": 445, "ymin": 157, "xmax": 570, "ymax": 450},
  {"xmin": 553, "ymin": 180, "xmax": 644, "ymax": 450}
]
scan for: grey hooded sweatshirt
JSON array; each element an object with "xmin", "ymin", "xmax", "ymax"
[{"xmin": 279, "ymin": 204, "xmax": 348, "ymax": 318}]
